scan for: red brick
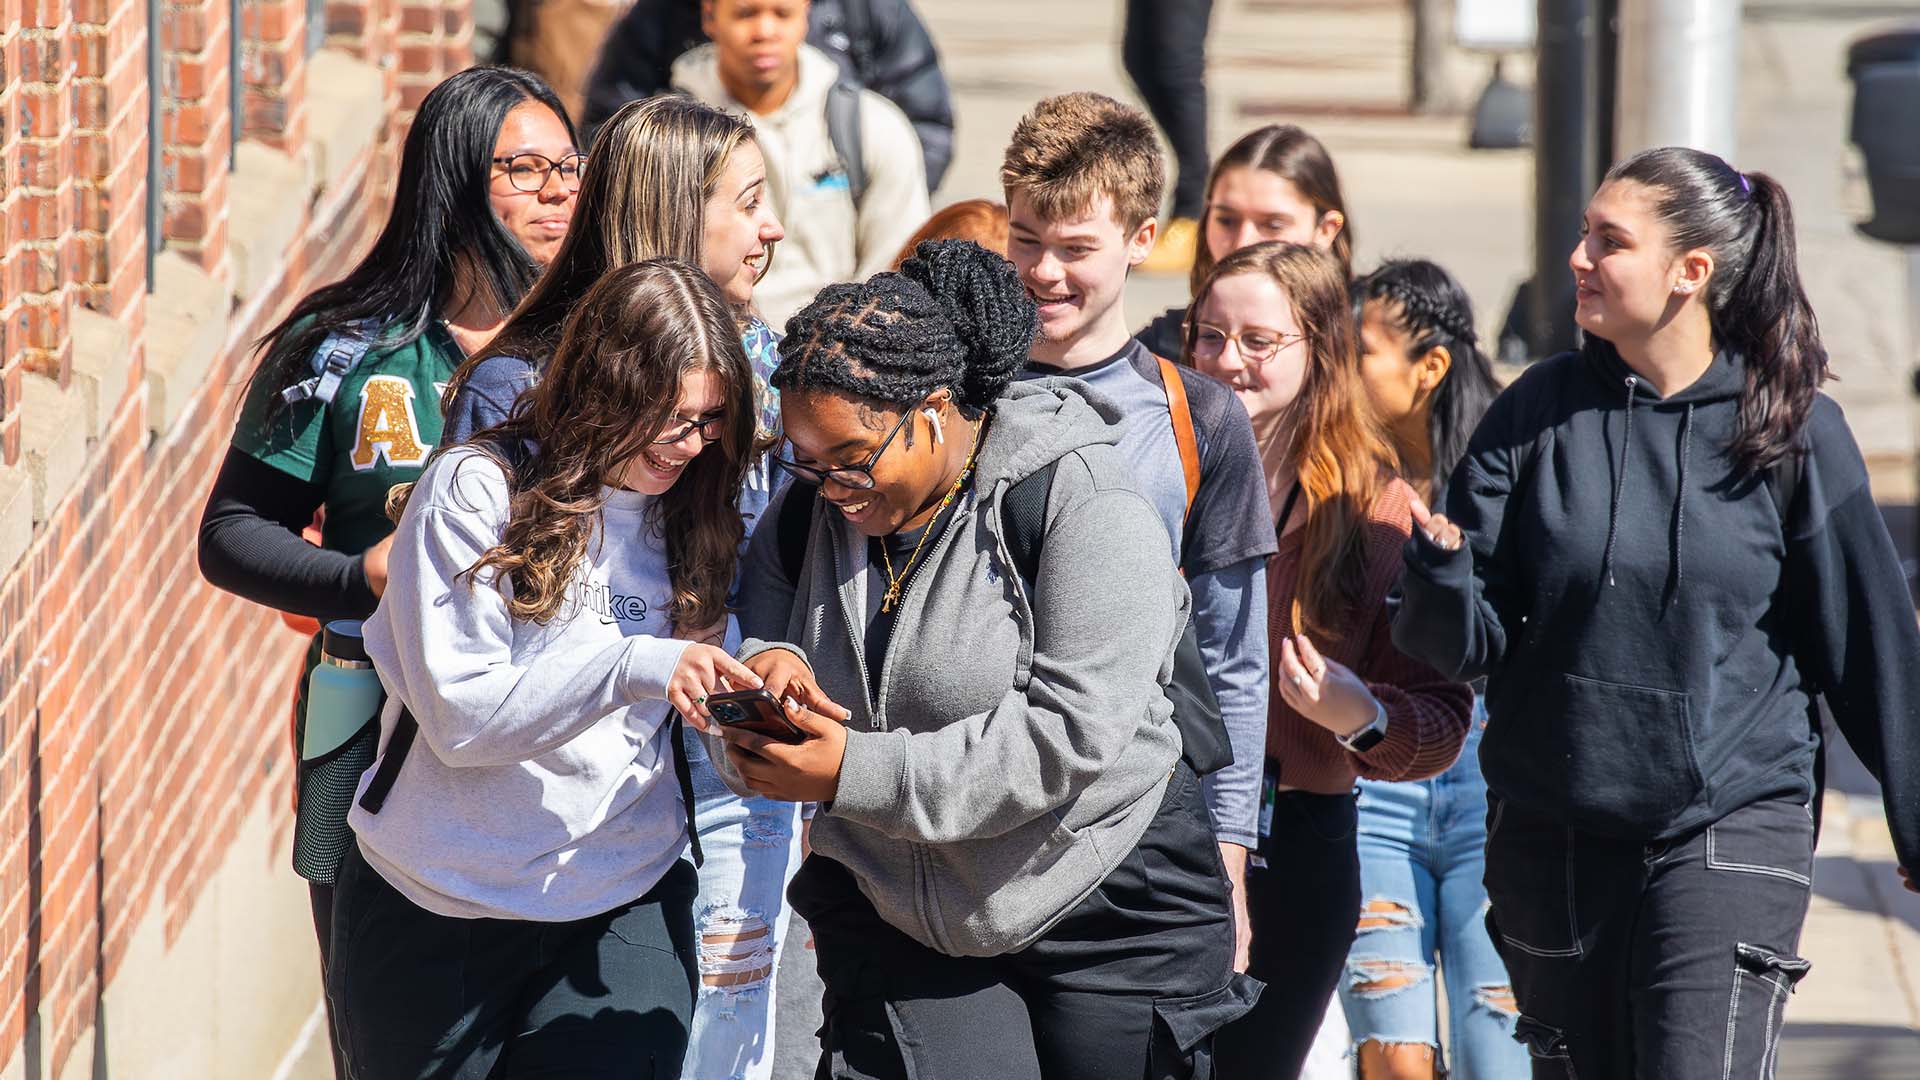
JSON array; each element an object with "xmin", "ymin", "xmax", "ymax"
[
  {"xmin": 72, "ymin": 31, "xmax": 107, "ymax": 78},
  {"xmin": 19, "ymin": 33, "xmax": 62, "ymax": 84},
  {"xmin": 19, "ymin": 86, "xmax": 63, "ymax": 137},
  {"xmin": 162, "ymin": 100, "xmax": 209, "ymax": 145},
  {"xmin": 161, "ymin": 5, "xmax": 209, "ymax": 52}
]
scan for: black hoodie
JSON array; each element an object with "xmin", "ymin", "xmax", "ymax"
[{"xmin": 1394, "ymin": 345, "xmax": 1920, "ymax": 869}]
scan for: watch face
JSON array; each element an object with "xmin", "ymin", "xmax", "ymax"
[{"xmin": 1345, "ymin": 727, "xmax": 1387, "ymax": 753}]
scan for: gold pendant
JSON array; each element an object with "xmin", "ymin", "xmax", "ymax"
[{"xmin": 881, "ymin": 583, "xmax": 902, "ymax": 613}]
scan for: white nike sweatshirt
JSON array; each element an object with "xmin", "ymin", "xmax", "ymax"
[{"xmin": 353, "ymin": 446, "xmax": 724, "ymax": 921}]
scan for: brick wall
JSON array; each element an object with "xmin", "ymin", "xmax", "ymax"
[{"xmin": 0, "ymin": 0, "xmax": 472, "ymax": 1073}]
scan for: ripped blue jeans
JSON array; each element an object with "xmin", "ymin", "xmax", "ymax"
[
  {"xmin": 681, "ymin": 727, "xmax": 807, "ymax": 1080},
  {"xmin": 1339, "ymin": 710, "xmax": 1529, "ymax": 1078}
]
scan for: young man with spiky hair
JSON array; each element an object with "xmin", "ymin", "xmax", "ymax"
[{"xmin": 1004, "ymin": 92, "xmax": 1277, "ymax": 973}]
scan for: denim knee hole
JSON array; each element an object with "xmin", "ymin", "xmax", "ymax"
[
  {"xmin": 695, "ymin": 903, "xmax": 776, "ymax": 1001},
  {"xmin": 1355, "ymin": 897, "xmax": 1424, "ymax": 935},
  {"xmin": 1345, "ymin": 958, "xmax": 1432, "ymax": 999}
]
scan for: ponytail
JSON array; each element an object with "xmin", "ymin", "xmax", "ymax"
[{"xmin": 1721, "ymin": 173, "xmax": 1828, "ymax": 474}]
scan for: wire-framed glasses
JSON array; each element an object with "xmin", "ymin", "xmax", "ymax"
[{"xmin": 492, "ymin": 152, "xmax": 587, "ymax": 193}]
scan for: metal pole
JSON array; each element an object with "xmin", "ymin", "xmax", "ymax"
[
  {"xmin": 1530, "ymin": 0, "xmax": 1600, "ymax": 358},
  {"xmin": 1614, "ymin": 0, "xmax": 1742, "ymax": 160}
]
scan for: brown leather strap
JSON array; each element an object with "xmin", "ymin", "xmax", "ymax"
[{"xmin": 1155, "ymin": 355, "xmax": 1202, "ymax": 519}]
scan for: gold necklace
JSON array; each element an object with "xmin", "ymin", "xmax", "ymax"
[{"xmin": 879, "ymin": 419, "xmax": 983, "ymax": 613}]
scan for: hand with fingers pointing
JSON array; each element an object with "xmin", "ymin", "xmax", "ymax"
[
  {"xmin": 1409, "ymin": 494, "xmax": 1464, "ymax": 553},
  {"xmin": 745, "ymin": 648, "xmax": 851, "ymax": 723},
  {"xmin": 1277, "ymin": 632, "xmax": 1382, "ymax": 740},
  {"xmin": 668, "ymin": 644, "xmax": 765, "ymax": 733},
  {"xmin": 720, "ymin": 697, "xmax": 851, "ymax": 803}
]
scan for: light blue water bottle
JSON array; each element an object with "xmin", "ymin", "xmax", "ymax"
[{"xmin": 293, "ymin": 620, "xmax": 385, "ymax": 884}]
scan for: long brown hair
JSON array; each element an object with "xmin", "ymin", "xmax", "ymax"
[
  {"xmin": 1189, "ymin": 125, "xmax": 1353, "ymax": 296},
  {"xmin": 440, "ymin": 95, "xmax": 760, "ymax": 414},
  {"xmin": 1188, "ymin": 243, "xmax": 1395, "ymax": 638},
  {"xmin": 462, "ymin": 259, "xmax": 756, "ymax": 629}
]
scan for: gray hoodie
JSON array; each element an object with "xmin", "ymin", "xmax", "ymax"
[{"xmin": 715, "ymin": 380, "xmax": 1189, "ymax": 957}]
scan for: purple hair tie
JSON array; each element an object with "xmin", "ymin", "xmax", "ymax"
[{"xmin": 1738, "ymin": 172, "xmax": 1753, "ymax": 196}]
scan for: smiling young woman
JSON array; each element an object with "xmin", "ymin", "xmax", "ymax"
[
  {"xmin": 1183, "ymin": 243, "xmax": 1472, "ymax": 1080},
  {"xmin": 709, "ymin": 240, "xmax": 1259, "ymax": 1080},
  {"xmin": 335, "ymin": 259, "xmax": 760, "ymax": 1079},
  {"xmin": 1393, "ymin": 146, "xmax": 1920, "ymax": 1078},
  {"xmin": 195, "ymin": 65, "xmax": 578, "ymax": 1080}
]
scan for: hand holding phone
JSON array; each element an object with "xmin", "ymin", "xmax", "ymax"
[{"xmin": 707, "ymin": 689, "xmax": 809, "ymax": 745}]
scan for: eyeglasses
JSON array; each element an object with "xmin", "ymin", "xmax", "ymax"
[
  {"xmin": 770, "ymin": 408, "xmax": 913, "ymax": 491},
  {"xmin": 653, "ymin": 414, "xmax": 728, "ymax": 446},
  {"xmin": 492, "ymin": 152, "xmax": 587, "ymax": 193},
  {"xmin": 1188, "ymin": 323, "xmax": 1306, "ymax": 365}
]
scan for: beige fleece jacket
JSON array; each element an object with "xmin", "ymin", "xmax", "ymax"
[{"xmin": 672, "ymin": 43, "xmax": 931, "ymax": 328}]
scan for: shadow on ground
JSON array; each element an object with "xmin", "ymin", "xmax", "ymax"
[{"xmin": 1781, "ymin": 1022, "xmax": 1920, "ymax": 1078}]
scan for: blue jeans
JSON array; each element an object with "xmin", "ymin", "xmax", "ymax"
[
  {"xmin": 681, "ymin": 728, "xmax": 806, "ymax": 1080},
  {"xmin": 1339, "ymin": 709, "xmax": 1528, "ymax": 1078}
]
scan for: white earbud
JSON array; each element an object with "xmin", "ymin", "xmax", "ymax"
[{"xmin": 925, "ymin": 409, "xmax": 945, "ymax": 445}]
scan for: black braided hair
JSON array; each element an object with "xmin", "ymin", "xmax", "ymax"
[
  {"xmin": 1351, "ymin": 259, "xmax": 1501, "ymax": 494},
  {"xmin": 775, "ymin": 240, "xmax": 1037, "ymax": 414}
]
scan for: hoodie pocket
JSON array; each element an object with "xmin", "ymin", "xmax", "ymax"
[{"xmin": 1525, "ymin": 673, "xmax": 1702, "ymax": 835}]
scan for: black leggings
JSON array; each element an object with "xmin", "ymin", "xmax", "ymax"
[
  {"xmin": 1214, "ymin": 788, "xmax": 1361, "ymax": 1079},
  {"xmin": 327, "ymin": 845, "xmax": 698, "ymax": 1079}
]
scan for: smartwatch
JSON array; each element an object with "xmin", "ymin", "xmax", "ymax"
[{"xmin": 1337, "ymin": 701, "xmax": 1389, "ymax": 754}]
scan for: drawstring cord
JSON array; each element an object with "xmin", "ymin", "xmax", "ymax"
[
  {"xmin": 1601, "ymin": 376, "xmax": 1638, "ymax": 587},
  {"xmin": 1672, "ymin": 403, "xmax": 1694, "ymax": 601}
]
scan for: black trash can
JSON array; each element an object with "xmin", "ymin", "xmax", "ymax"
[{"xmin": 1848, "ymin": 26, "xmax": 1920, "ymax": 244}]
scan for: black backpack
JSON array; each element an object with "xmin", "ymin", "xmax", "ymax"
[{"xmin": 775, "ymin": 464, "xmax": 1235, "ymax": 777}]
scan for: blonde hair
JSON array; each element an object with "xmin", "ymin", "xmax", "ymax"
[
  {"xmin": 1001, "ymin": 92, "xmax": 1164, "ymax": 232},
  {"xmin": 443, "ymin": 95, "xmax": 759, "ymax": 412}
]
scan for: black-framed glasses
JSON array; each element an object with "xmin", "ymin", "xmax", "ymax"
[
  {"xmin": 770, "ymin": 408, "xmax": 913, "ymax": 491},
  {"xmin": 1188, "ymin": 322, "xmax": 1306, "ymax": 365},
  {"xmin": 653, "ymin": 414, "xmax": 728, "ymax": 446},
  {"xmin": 492, "ymin": 152, "xmax": 587, "ymax": 193}
]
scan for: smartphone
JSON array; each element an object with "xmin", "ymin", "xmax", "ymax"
[{"xmin": 706, "ymin": 689, "xmax": 808, "ymax": 745}]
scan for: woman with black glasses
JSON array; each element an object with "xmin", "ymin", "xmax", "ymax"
[
  {"xmin": 440, "ymin": 94, "xmax": 800, "ymax": 1080},
  {"xmin": 707, "ymin": 241, "xmax": 1259, "ymax": 1080},
  {"xmin": 196, "ymin": 65, "xmax": 577, "ymax": 1080}
]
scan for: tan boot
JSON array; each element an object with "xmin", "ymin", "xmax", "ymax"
[{"xmin": 1138, "ymin": 216, "xmax": 1200, "ymax": 275}]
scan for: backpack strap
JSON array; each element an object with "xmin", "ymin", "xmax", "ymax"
[
  {"xmin": 356, "ymin": 705, "xmax": 416, "ymax": 814},
  {"xmin": 778, "ymin": 481, "xmax": 820, "ymax": 586},
  {"xmin": 825, "ymin": 80, "xmax": 868, "ymax": 208},
  {"xmin": 281, "ymin": 321, "xmax": 381, "ymax": 407},
  {"xmin": 1002, "ymin": 460, "xmax": 1059, "ymax": 588},
  {"xmin": 1152, "ymin": 354, "xmax": 1202, "ymax": 520}
]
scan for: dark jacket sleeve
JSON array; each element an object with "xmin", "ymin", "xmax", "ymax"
[
  {"xmin": 197, "ymin": 448, "xmax": 380, "ymax": 621},
  {"xmin": 1789, "ymin": 398, "xmax": 1920, "ymax": 872},
  {"xmin": 580, "ymin": 0, "xmax": 705, "ymax": 137},
  {"xmin": 1393, "ymin": 381, "xmax": 1529, "ymax": 682},
  {"xmin": 850, "ymin": 0, "xmax": 954, "ymax": 190}
]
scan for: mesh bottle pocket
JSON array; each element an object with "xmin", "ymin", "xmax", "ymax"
[{"xmin": 293, "ymin": 720, "xmax": 380, "ymax": 885}]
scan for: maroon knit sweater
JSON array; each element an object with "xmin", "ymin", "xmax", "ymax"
[{"xmin": 1266, "ymin": 478, "xmax": 1472, "ymax": 794}]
